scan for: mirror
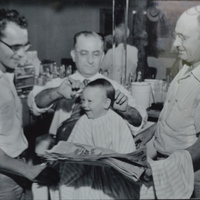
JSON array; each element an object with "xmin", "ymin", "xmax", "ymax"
[
  {"xmin": 1, "ymin": 0, "xmax": 145, "ymax": 85},
  {"xmin": 100, "ymin": 0, "xmax": 144, "ymax": 85},
  {"xmin": 2, "ymin": 0, "xmax": 199, "ymax": 82}
]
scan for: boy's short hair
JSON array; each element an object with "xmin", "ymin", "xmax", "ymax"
[{"xmin": 86, "ymin": 78, "xmax": 115, "ymax": 106}]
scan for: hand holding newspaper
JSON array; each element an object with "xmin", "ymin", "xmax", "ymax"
[{"xmin": 39, "ymin": 141, "xmax": 148, "ymax": 182}]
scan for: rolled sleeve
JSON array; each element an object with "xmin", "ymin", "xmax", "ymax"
[
  {"xmin": 128, "ymin": 104, "xmax": 148, "ymax": 135},
  {"xmin": 108, "ymin": 78, "xmax": 147, "ymax": 133},
  {"xmin": 126, "ymin": 89, "xmax": 148, "ymax": 128},
  {"xmin": 117, "ymin": 83, "xmax": 148, "ymax": 133},
  {"xmin": 27, "ymin": 78, "xmax": 63, "ymax": 116}
]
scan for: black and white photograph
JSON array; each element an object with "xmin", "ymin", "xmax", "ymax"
[{"xmin": 0, "ymin": 0, "xmax": 200, "ymax": 199}]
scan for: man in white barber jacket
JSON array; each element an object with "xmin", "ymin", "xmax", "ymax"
[
  {"xmin": 29, "ymin": 30, "xmax": 147, "ymax": 200},
  {"xmin": 28, "ymin": 31, "xmax": 147, "ymax": 140}
]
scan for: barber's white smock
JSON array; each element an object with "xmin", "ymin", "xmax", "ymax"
[
  {"xmin": 0, "ymin": 71, "xmax": 28, "ymax": 157},
  {"xmin": 154, "ymin": 64, "xmax": 200, "ymax": 155},
  {"xmin": 100, "ymin": 44, "xmax": 138, "ymax": 83},
  {"xmin": 28, "ymin": 71, "xmax": 147, "ymax": 135}
]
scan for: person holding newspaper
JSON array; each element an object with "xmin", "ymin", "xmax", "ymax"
[{"xmin": 31, "ymin": 30, "xmax": 147, "ymax": 200}]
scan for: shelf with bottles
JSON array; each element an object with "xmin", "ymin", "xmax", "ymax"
[
  {"xmin": 35, "ymin": 60, "xmax": 73, "ymax": 86},
  {"xmin": 15, "ymin": 76, "xmax": 34, "ymax": 94},
  {"xmin": 15, "ymin": 74, "xmax": 34, "ymax": 79},
  {"xmin": 16, "ymin": 82, "xmax": 34, "ymax": 92},
  {"xmin": 16, "ymin": 84, "xmax": 35, "ymax": 89},
  {"xmin": 14, "ymin": 64, "xmax": 35, "ymax": 97},
  {"xmin": 16, "ymin": 85, "xmax": 34, "ymax": 99},
  {"xmin": 15, "ymin": 65, "xmax": 34, "ymax": 85},
  {"xmin": 15, "ymin": 65, "xmax": 35, "ymax": 78}
]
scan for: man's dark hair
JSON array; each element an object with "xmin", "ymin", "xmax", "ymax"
[
  {"xmin": 86, "ymin": 78, "xmax": 115, "ymax": 107},
  {"xmin": 73, "ymin": 31, "xmax": 104, "ymax": 49},
  {"xmin": 0, "ymin": 9, "xmax": 28, "ymax": 38}
]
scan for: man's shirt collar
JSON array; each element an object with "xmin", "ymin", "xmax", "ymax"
[
  {"xmin": 75, "ymin": 70, "xmax": 100, "ymax": 82},
  {"xmin": 181, "ymin": 64, "xmax": 200, "ymax": 82}
]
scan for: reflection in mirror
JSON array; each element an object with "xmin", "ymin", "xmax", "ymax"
[
  {"xmin": 2, "ymin": 0, "xmax": 163, "ymax": 84},
  {"xmin": 100, "ymin": 0, "xmax": 154, "ymax": 88}
]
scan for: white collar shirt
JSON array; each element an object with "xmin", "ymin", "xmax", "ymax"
[
  {"xmin": 100, "ymin": 44, "xmax": 138, "ymax": 84},
  {"xmin": 0, "ymin": 70, "xmax": 28, "ymax": 157},
  {"xmin": 154, "ymin": 64, "xmax": 200, "ymax": 155}
]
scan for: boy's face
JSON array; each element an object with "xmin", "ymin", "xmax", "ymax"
[{"xmin": 81, "ymin": 86, "xmax": 109, "ymax": 119}]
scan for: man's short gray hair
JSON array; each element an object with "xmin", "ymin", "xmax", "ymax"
[{"xmin": 73, "ymin": 31, "xmax": 104, "ymax": 49}]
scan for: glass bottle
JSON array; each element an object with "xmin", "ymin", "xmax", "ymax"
[
  {"xmin": 66, "ymin": 65, "xmax": 72, "ymax": 77},
  {"xmin": 120, "ymin": 73, "xmax": 126, "ymax": 86},
  {"xmin": 52, "ymin": 62, "xmax": 59, "ymax": 78},
  {"xmin": 128, "ymin": 72, "xmax": 133, "ymax": 90},
  {"xmin": 136, "ymin": 71, "xmax": 142, "ymax": 82}
]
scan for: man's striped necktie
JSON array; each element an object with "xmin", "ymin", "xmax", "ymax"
[{"xmin": 70, "ymin": 79, "xmax": 89, "ymax": 119}]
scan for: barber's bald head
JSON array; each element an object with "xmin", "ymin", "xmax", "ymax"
[
  {"xmin": 177, "ymin": 6, "xmax": 200, "ymax": 30},
  {"xmin": 173, "ymin": 6, "xmax": 200, "ymax": 66}
]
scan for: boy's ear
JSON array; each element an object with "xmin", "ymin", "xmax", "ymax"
[
  {"xmin": 104, "ymin": 98, "xmax": 111, "ymax": 109},
  {"xmin": 70, "ymin": 50, "xmax": 75, "ymax": 62}
]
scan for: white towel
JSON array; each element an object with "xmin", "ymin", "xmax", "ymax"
[{"xmin": 140, "ymin": 150, "xmax": 194, "ymax": 199}]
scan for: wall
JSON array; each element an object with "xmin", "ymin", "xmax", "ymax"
[
  {"xmin": 148, "ymin": 56, "xmax": 177, "ymax": 80},
  {"xmin": 0, "ymin": 0, "xmax": 112, "ymax": 65},
  {"xmin": 1, "ymin": 0, "xmax": 199, "ymax": 79},
  {"xmin": 148, "ymin": 0, "xmax": 200, "ymax": 80}
]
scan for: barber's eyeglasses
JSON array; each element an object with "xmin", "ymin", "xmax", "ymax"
[
  {"xmin": 75, "ymin": 50, "xmax": 103, "ymax": 59},
  {"xmin": 0, "ymin": 39, "xmax": 31, "ymax": 53},
  {"xmin": 172, "ymin": 32, "xmax": 190, "ymax": 43}
]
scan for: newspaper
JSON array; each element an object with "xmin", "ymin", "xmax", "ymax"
[{"xmin": 39, "ymin": 141, "xmax": 148, "ymax": 182}]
